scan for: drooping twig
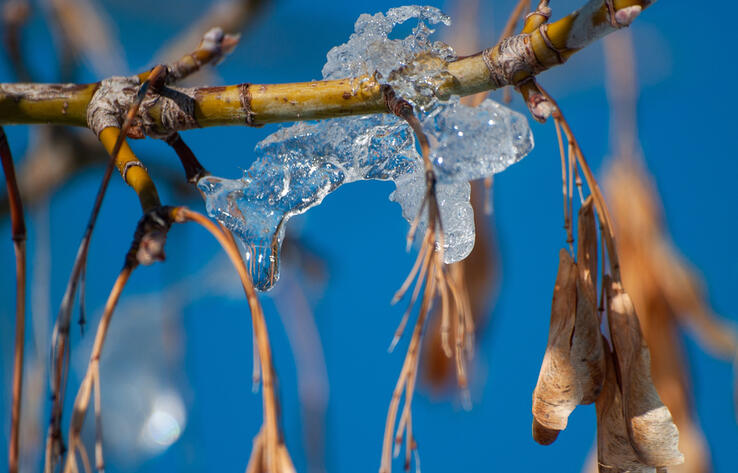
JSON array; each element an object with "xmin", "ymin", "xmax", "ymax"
[
  {"xmin": 522, "ymin": 62, "xmax": 683, "ymax": 468},
  {"xmin": 419, "ymin": 1, "xmax": 503, "ymax": 391},
  {"xmin": 47, "ymin": 26, "xmax": 236, "ymax": 458},
  {"xmin": 63, "ymin": 267, "xmax": 131, "ymax": 473},
  {"xmin": 63, "ymin": 205, "xmax": 176, "ymax": 472},
  {"xmin": 580, "ymin": 30, "xmax": 738, "ymax": 473},
  {"xmin": 531, "ymin": 82, "xmax": 621, "ymax": 279},
  {"xmin": 1, "ymin": 126, "xmax": 27, "ymax": 473},
  {"xmin": 175, "ymin": 208, "xmax": 294, "ymax": 472},
  {"xmin": 380, "ymin": 80, "xmax": 475, "ymax": 471},
  {"xmin": 46, "ymin": 65, "xmax": 167, "ymax": 471}
]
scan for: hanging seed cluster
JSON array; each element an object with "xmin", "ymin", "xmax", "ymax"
[{"xmin": 531, "ymin": 168, "xmax": 684, "ymax": 471}]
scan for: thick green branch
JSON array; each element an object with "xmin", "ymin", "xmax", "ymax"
[{"xmin": 0, "ymin": 0, "xmax": 653, "ymax": 133}]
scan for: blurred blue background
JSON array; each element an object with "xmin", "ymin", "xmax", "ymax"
[{"xmin": 1, "ymin": 0, "xmax": 737, "ymax": 471}]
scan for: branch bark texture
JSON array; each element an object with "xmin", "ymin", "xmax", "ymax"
[{"xmin": 0, "ymin": 0, "xmax": 653, "ymax": 134}]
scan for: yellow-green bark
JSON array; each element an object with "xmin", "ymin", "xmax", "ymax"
[{"xmin": 0, "ymin": 0, "xmax": 654, "ymax": 133}]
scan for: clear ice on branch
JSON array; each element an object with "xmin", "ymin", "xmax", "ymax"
[{"xmin": 198, "ymin": 5, "xmax": 534, "ymax": 291}]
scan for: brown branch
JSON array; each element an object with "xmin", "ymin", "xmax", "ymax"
[
  {"xmin": 63, "ymin": 266, "xmax": 132, "ymax": 473},
  {"xmin": 63, "ymin": 204, "xmax": 177, "ymax": 472},
  {"xmin": 164, "ymin": 132, "xmax": 209, "ymax": 184},
  {"xmin": 175, "ymin": 208, "xmax": 293, "ymax": 472},
  {"xmin": 1, "ymin": 127, "xmax": 27, "ymax": 473}
]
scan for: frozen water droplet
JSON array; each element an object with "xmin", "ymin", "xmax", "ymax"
[{"xmin": 199, "ymin": 6, "xmax": 534, "ymax": 291}]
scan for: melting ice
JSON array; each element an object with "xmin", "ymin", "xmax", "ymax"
[{"xmin": 198, "ymin": 5, "xmax": 534, "ymax": 291}]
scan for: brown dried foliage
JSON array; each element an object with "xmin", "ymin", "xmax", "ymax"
[
  {"xmin": 572, "ymin": 197, "xmax": 605, "ymax": 405},
  {"xmin": 528, "ymin": 80, "xmax": 683, "ymax": 471},
  {"xmin": 603, "ymin": 157, "xmax": 736, "ymax": 473},
  {"xmin": 595, "ymin": 29, "xmax": 737, "ymax": 473},
  {"xmin": 531, "ymin": 200, "xmax": 605, "ymax": 444},
  {"xmin": 606, "ymin": 278, "xmax": 683, "ymax": 468},
  {"xmin": 595, "ymin": 341, "xmax": 653, "ymax": 473},
  {"xmin": 532, "ymin": 249, "xmax": 578, "ymax": 440}
]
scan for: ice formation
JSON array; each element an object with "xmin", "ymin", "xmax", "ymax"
[{"xmin": 199, "ymin": 5, "xmax": 534, "ymax": 291}]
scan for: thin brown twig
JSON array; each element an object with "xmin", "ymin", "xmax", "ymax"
[
  {"xmin": 382, "ymin": 271, "xmax": 435, "ymax": 473},
  {"xmin": 47, "ymin": 65, "xmax": 167, "ymax": 470},
  {"xmin": 536, "ymin": 83, "xmax": 621, "ymax": 279},
  {"xmin": 567, "ymin": 130, "xmax": 575, "ymax": 249},
  {"xmin": 62, "ymin": 203, "xmax": 177, "ymax": 472},
  {"xmin": 2, "ymin": 126, "xmax": 27, "ymax": 473},
  {"xmin": 92, "ymin": 363, "xmax": 104, "ymax": 472},
  {"xmin": 552, "ymin": 116, "xmax": 570, "ymax": 247},
  {"xmin": 164, "ymin": 132, "xmax": 209, "ymax": 184},
  {"xmin": 176, "ymin": 208, "xmax": 292, "ymax": 472},
  {"xmin": 63, "ymin": 266, "xmax": 133, "ymax": 473}
]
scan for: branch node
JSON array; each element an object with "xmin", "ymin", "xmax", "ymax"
[
  {"xmin": 125, "ymin": 206, "xmax": 176, "ymax": 267},
  {"xmin": 120, "ymin": 160, "xmax": 147, "ymax": 183},
  {"xmin": 538, "ymin": 24, "xmax": 566, "ymax": 65},
  {"xmin": 483, "ymin": 34, "xmax": 544, "ymax": 89},
  {"xmin": 86, "ymin": 76, "xmax": 139, "ymax": 137},
  {"xmin": 239, "ymin": 83, "xmax": 259, "ymax": 127}
]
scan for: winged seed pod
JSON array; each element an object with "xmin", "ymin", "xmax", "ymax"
[
  {"xmin": 606, "ymin": 278, "xmax": 684, "ymax": 468},
  {"xmin": 532, "ymin": 249, "xmax": 579, "ymax": 443},
  {"xmin": 572, "ymin": 196, "xmax": 605, "ymax": 404},
  {"xmin": 596, "ymin": 341, "xmax": 656, "ymax": 473}
]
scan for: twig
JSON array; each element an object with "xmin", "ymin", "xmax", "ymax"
[
  {"xmin": 164, "ymin": 132, "xmax": 209, "ymax": 184},
  {"xmin": 63, "ymin": 204, "xmax": 177, "ymax": 472},
  {"xmin": 46, "ymin": 65, "xmax": 166, "ymax": 471},
  {"xmin": 536, "ymin": 82, "xmax": 621, "ymax": 279},
  {"xmin": 1, "ymin": 126, "xmax": 27, "ymax": 473},
  {"xmin": 175, "ymin": 208, "xmax": 292, "ymax": 472},
  {"xmin": 155, "ymin": 0, "xmax": 267, "ymax": 76},
  {"xmin": 63, "ymin": 266, "xmax": 133, "ymax": 473}
]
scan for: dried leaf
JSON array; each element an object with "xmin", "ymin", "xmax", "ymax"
[
  {"xmin": 595, "ymin": 343, "xmax": 655, "ymax": 473},
  {"xmin": 532, "ymin": 249, "xmax": 579, "ymax": 438},
  {"xmin": 573, "ymin": 197, "xmax": 605, "ymax": 404},
  {"xmin": 604, "ymin": 157, "xmax": 732, "ymax": 473},
  {"xmin": 606, "ymin": 279, "xmax": 683, "ymax": 468}
]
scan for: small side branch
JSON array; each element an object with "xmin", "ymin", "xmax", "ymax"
[
  {"xmin": 64, "ymin": 267, "xmax": 131, "ymax": 473},
  {"xmin": 63, "ymin": 205, "xmax": 177, "ymax": 473},
  {"xmin": 174, "ymin": 208, "xmax": 294, "ymax": 472},
  {"xmin": 164, "ymin": 132, "xmax": 209, "ymax": 184}
]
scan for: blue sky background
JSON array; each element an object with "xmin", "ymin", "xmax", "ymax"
[{"xmin": 1, "ymin": 0, "xmax": 737, "ymax": 472}]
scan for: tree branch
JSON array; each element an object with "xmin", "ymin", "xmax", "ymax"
[{"xmin": 0, "ymin": 0, "xmax": 653, "ymax": 132}]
